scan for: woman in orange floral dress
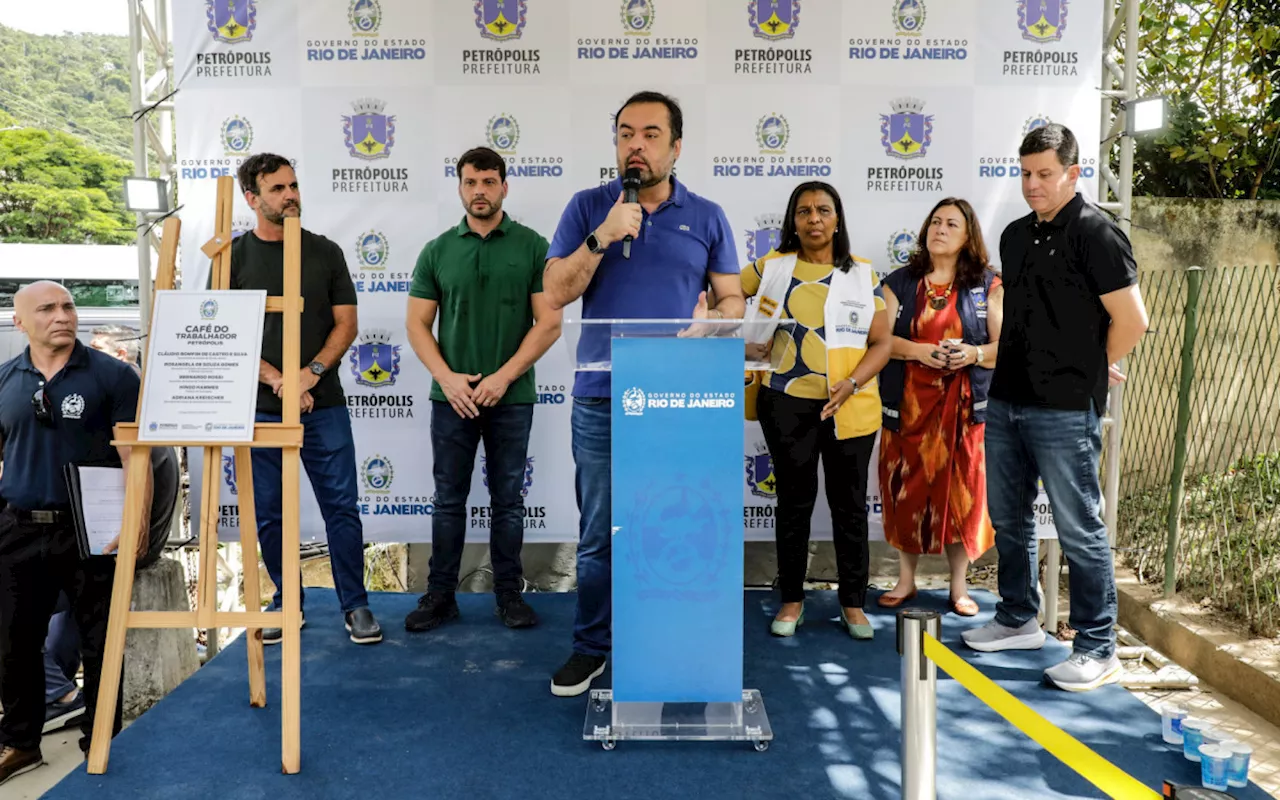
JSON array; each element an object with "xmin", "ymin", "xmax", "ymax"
[{"xmin": 876, "ymin": 198, "xmax": 1003, "ymax": 616}]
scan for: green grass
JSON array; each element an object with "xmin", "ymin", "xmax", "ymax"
[{"xmin": 1119, "ymin": 452, "xmax": 1280, "ymax": 637}]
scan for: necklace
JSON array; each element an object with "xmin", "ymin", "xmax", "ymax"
[{"xmin": 925, "ymin": 280, "xmax": 953, "ymax": 310}]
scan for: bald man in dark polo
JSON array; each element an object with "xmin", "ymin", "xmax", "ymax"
[{"xmin": 0, "ymin": 282, "xmax": 146, "ymax": 783}]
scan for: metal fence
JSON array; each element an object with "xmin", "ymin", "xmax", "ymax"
[{"xmin": 1117, "ymin": 263, "xmax": 1280, "ymax": 637}]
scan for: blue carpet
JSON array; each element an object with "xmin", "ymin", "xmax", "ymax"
[{"xmin": 45, "ymin": 589, "xmax": 1272, "ymax": 800}]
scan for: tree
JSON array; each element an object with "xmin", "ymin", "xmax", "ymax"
[
  {"xmin": 0, "ymin": 127, "xmax": 135, "ymax": 244},
  {"xmin": 0, "ymin": 25, "xmax": 135, "ymax": 159},
  {"xmin": 1135, "ymin": 0, "xmax": 1280, "ymax": 199}
]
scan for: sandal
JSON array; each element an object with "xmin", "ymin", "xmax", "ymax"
[{"xmin": 877, "ymin": 589, "xmax": 918, "ymax": 609}]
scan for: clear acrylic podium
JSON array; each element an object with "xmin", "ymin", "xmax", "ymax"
[{"xmin": 562, "ymin": 318, "xmax": 795, "ymax": 752}]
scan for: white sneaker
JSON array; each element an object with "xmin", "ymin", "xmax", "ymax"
[
  {"xmin": 960, "ymin": 618, "xmax": 1046, "ymax": 652},
  {"xmin": 1044, "ymin": 652, "xmax": 1123, "ymax": 692}
]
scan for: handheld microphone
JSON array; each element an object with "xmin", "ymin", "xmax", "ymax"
[{"xmin": 622, "ymin": 167, "xmax": 641, "ymax": 260}]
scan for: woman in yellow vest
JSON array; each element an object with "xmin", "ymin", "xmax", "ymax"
[{"xmin": 742, "ymin": 181, "xmax": 891, "ymax": 639}]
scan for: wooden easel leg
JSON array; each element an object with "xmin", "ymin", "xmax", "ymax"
[
  {"xmin": 86, "ymin": 447, "xmax": 152, "ymax": 774},
  {"xmin": 280, "ymin": 446, "xmax": 302, "ymax": 773},
  {"xmin": 235, "ymin": 446, "xmax": 267, "ymax": 707},
  {"xmin": 197, "ymin": 449, "xmax": 221, "ymax": 638}
]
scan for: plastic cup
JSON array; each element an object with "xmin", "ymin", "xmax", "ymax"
[
  {"xmin": 1199, "ymin": 744, "xmax": 1230, "ymax": 791},
  {"xmin": 1181, "ymin": 718, "xmax": 1207, "ymax": 762},
  {"xmin": 1227, "ymin": 742, "xmax": 1253, "ymax": 788},
  {"xmin": 1161, "ymin": 704, "xmax": 1187, "ymax": 745}
]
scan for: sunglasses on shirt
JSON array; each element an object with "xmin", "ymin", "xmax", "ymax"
[{"xmin": 32, "ymin": 386, "xmax": 53, "ymax": 426}]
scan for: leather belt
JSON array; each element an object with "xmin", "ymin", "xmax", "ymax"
[{"xmin": 10, "ymin": 508, "xmax": 70, "ymax": 524}]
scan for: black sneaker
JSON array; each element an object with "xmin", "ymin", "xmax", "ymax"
[
  {"xmin": 404, "ymin": 592, "xmax": 460, "ymax": 632},
  {"xmin": 44, "ymin": 691, "xmax": 86, "ymax": 733},
  {"xmin": 495, "ymin": 591, "xmax": 539, "ymax": 629},
  {"xmin": 551, "ymin": 653, "xmax": 607, "ymax": 697},
  {"xmin": 344, "ymin": 606, "xmax": 383, "ymax": 645},
  {"xmin": 262, "ymin": 609, "xmax": 306, "ymax": 646}
]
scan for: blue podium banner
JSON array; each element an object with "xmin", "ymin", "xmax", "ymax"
[{"xmin": 611, "ymin": 337, "xmax": 744, "ymax": 703}]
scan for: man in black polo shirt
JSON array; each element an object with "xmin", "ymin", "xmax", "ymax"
[
  {"xmin": 0, "ymin": 281, "xmax": 144, "ymax": 783},
  {"xmin": 962, "ymin": 124, "xmax": 1149, "ymax": 692},
  {"xmin": 18, "ymin": 325, "xmax": 183, "ymax": 740},
  {"xmin": 403, "ymin": 147, "xmax": 559, "ymax": 632},
  {"xmin": 230, "ymin": 153, "xmax": 381, "ymax": 646}
]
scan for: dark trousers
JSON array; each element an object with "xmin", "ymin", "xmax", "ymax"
[
  {"xmin": 757, "ymin": 388, "xmax": 875, "ymax": 608},
  {"xmin": 0, "ymin": 511, "xmax": 121, "ymax": 752},
  {"xmin": 428, "ymin": 401, "xmax": 534, "ymax": 595},
  {"xmin": 253, "ymin": 405, "xmax": 369, "ymax": 614}
]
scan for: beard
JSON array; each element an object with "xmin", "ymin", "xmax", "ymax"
[
  {"xmin": 468, "ymin": 197, "xmax": 502, "ymax": 220},
  {"xmin": 618, "ymin": 155, "xmax": 669, "ymax": 189},
  {"xmin": 262, "ymin": 200, "xmax": 300, "ymax": 225}
]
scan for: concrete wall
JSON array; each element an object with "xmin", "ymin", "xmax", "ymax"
[
  {"xmin": 1130, "ymin": 198, "xmax": 1280, "ymax": 270},
  {"xmin": 1120, "ymin": 199, "xmax": 1280, "ymax": 491}
]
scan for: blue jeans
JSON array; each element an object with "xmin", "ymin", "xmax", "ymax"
[
  {"xmin": 428, "ymin": 401, "xmax": 534, "ymax": 594},
  {"xmin": 986, "ymin": 398, "xmax": 1116, "ymax": 658},
  {"xmin": 44, "ymin": 593, "xmax": 78, "ymax": 704},
  {"xmin": 252, "ymin": 405, "xmax": 368, "ymax": 614},
  {"xmin": 571, "ymin": 398, "xmax": 612, "ymax": 657}
]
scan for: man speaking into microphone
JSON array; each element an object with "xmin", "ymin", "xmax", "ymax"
[{"xmin": 542, "ymin": 90, "xmax": 745, "ymax": 697}]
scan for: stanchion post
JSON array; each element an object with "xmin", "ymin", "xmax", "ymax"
[{"xmin": 898, "ymin": 609, "xmax": 941, "ymax": 800}]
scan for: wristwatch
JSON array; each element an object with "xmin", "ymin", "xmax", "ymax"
[
  {"xmin": 307, "ymin": 360, "xmax": 326, "ymax": 377},
  {"xmin": 847, "ymin": 378, "xmax": 860, "ymax": 394},
  {"xmin": 585, "ymin": 231, "xmax": 606, "ymax": 255},
  {"xmin": 975, "ymin": 346, "xmax": 985, "ymax": 364}
]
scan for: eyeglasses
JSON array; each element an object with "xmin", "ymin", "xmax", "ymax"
[{"xmin": 32, "ymin": 386, "xmax": 52, "ymax": 426}]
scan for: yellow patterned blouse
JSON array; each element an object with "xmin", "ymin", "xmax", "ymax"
[{"xmin": 741, "ymin": 249, "xmax": 886, "ymax": 404}]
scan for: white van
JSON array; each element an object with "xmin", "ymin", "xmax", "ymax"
[{"xmin": 0, "ymin": 242, "xmax": 146, "ymax": 361}]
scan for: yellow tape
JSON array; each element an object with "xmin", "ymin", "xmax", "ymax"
[{"xmin": 922, "ymin": 634, "xmax": 1162, "ymax": 800}]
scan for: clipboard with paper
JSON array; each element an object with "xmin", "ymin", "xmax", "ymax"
[{"xmin": 62, "ymin": 464, "xmax": 127, "ymax": 558}]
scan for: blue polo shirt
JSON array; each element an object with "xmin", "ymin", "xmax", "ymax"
[
  {"xmin": 0, "ymin": 340, "xmax": 140, "ymax": 510},
  {"xmin": 548, "ymin": 176, "xmax": 740, "ymax": 397}
]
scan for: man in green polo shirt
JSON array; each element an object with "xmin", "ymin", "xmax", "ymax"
[{"xmin": 404, "ymin": 146, "xmax": 561, "ymax": 632}]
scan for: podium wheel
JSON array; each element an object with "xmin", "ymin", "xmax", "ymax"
[
  {"xmin": 753, "ymin": 740, "xmax": 770, "ymax": 752},
  {"xmin": 602, "ymin": 739, "xmax": 617, "ymax": 751}
]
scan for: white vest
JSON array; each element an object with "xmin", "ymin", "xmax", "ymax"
[{"xmin": 744, "ymin": 252, "xmax": 880, "ymax": 439}]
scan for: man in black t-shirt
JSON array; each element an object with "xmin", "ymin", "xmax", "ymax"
[
  {"xmin": 229, "ymin": 153, "xmax": 381, "ymax": 646},
  {"xmin": 960, "ymin": 125, "xmax": 1148, "ymax": 692}
]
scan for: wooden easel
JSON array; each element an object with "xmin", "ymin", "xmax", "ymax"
[{"xmin": 88, "ymin": 175, "xmax": 306, "ymax": 774}]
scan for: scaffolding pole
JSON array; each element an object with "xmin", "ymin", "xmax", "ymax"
[
  {"xmin": 1098, "ymin": 0, "xmax": 1139, "ymax": 549},
  {"xmin": 127, "ymin": 0, "xmax": 176, "ymax": 331}
]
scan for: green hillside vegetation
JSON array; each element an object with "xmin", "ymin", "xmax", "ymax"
[
  {"xmin": 0, "ymin": 26, "xmax": 139, "ymax": 243},
  {"xmin": 0, "ymin": 24, "xmax": 135, "ymax": 159}
]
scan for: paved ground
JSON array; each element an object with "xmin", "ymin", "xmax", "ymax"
[{"xmin": 1131, "ymin": 685, "xmax": 1280, "ymax": 796}]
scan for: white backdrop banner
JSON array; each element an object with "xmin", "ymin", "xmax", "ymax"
[{"xmin": 176, "ymin": 0, "xmax": 1093, "ymax": 544}]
